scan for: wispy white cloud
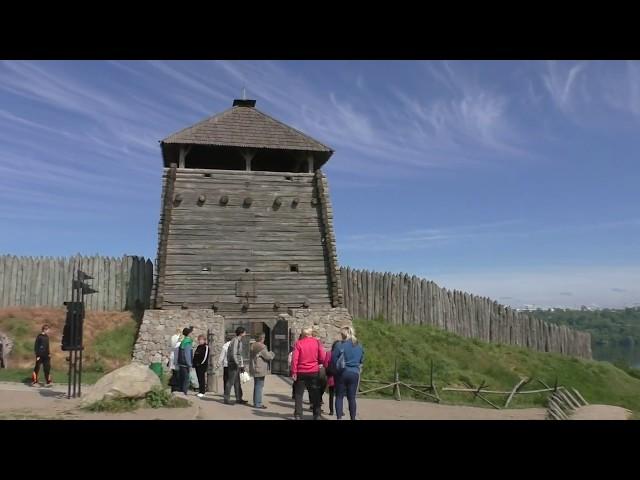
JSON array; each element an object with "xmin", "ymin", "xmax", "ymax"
[
  {"xmin": 542, "ymin": 61, "xmax": 588, "ymax": 112},
  {"xmin": 340, "ymin": 217, "xmax": 640, "ymax": 252},
  {"xmin": 426, "ymin": 265, "xmax": 640, "ymax": 309},
  {"xmin": 340, "ymin": 220, "xmax": 524, "ymax": 252}
]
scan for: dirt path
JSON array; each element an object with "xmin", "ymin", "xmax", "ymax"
[
  {"xmin": 569, "ymin": 404, "xmax": 632, "ymax": 420},
  {"xmin": 0, "ymin": 378, "xmax": 630, "ymax": 420}
]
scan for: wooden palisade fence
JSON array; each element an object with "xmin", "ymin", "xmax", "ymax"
[
  {"xmin": 0, "ymin": 256, "xmax": 591, "ymax": 360},
  {"xmin": 340, "ymin": 267, "xmax": 592, "ymax": 359},
  {"xmin": 0, "ymin": 255, "xmax": 152, "ymax": 311}
]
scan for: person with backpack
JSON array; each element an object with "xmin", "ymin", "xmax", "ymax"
[
  {"xmin": 331, "ymin": 326, "xmax": 364, "ymax": 420},
  {"xmin": 291, "ymin": 326, "xmax": 325, "ymax": 420},
  {"xmin": 176, "ymin": 327, "xmax": 194, "ymax": 395},
  {"xmin": 217, "ymin": 335, "xmax": 242, "ymax": 400},
  {"xmin": 223, "ymin": 326, "xmax": 248, "ymax": 405},
  {"xmin": 192, "ymin": 334, "xmax": 210, "ymax": 398},
  {"xmin": 250, "ymin": 333, "xmax": 275, "ymax": 409},
  {"xmin": 32, "ymin": 324, "xmax": 52, "ymax": 387}
]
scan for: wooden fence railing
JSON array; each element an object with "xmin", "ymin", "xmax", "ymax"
[{"xmin": 357, "ymin": 361, "xmax": 588, "ymax": 418}]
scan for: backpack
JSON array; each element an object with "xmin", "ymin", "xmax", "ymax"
[{"xmin": 332, "ymin": 342, "xmax": 346, "ymax": 375}]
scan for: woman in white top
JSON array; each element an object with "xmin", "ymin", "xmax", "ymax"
[{"xmin": 168, "ymin": 328, "xmax": 182, "ymax": 392}]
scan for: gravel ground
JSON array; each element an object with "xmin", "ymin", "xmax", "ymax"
[{"xmin": 0, "ymin": 378, "xmax": 629, "ymax": 420}]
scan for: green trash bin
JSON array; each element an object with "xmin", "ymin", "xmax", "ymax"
[{"xmin": 149, "ymin": 362, "xmax": 163, "ymax": 381}]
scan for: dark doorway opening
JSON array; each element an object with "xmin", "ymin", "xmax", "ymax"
[{"xmin": 270, "ymin": 319, "xmax": 290, "ymax": 375}]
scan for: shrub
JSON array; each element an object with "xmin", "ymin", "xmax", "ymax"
[{"xmin": 82, "ymin": 387, "xmax": 190, "ymax": 413}]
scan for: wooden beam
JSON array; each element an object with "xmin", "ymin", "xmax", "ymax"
[
  {"xmin": 307, "ymin": 153, "xmax": 314, "ymax": 173},
  {"xmin": 241, "ymin": 149, "xmax": 256, "ymax": 171},
  {"xmin": 504, "ymin": 377, "xmax": 529, "ymax": 408}
]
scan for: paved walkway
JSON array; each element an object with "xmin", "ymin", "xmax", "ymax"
[{"xmin": 0, "ymin": 377, "xmax": 629, "ymax": 420}]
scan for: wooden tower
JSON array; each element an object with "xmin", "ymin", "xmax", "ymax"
[{"xmin": 153, "ymin": 98, "xmax": 344, "ymax": 330}]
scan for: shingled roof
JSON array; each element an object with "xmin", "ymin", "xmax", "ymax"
[{"xmin": 161, "ymin": 100, "xmax": 333, "ymax": 153}]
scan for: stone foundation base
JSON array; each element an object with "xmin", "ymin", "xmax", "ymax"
[
  {"xmin": 132, "ymin": 309, "xmax": 225, "ymax": 367},
  {"xmin": 280, "ymin": 307, "xmax": 353, "ymax": 349},
  {"xmin": 132, "ymin": 307, "xmax": 352, "ymax": 367}
]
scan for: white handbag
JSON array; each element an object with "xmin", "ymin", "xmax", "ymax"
[
  {"xmin": 239, "ymin": 371, "xmax": 251, "ymax": 384},
  {"xmin": 190, "ymin": 368, "xmax": 199, "ymax": 389}
]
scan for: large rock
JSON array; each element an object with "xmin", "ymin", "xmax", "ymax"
[{"xmin": 81, "ymin": 363, "xmax": 161, "ymax": 406}]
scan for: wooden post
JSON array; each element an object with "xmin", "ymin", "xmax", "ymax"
[
  {"xmin": 307, "ymin": 153, "xmax": 314, "ymax": 173},
  {"xmin": 178, "ymin": 147, "xmax": 186, "ymax": 168},
  {"xmin": 393, "ymin": 359, "xmax": 401, "ymax": 401},
  {"xmin": 206, "ymin": 329, "xmax": 217, "ymax": 393},
  {"xmin": 504, "ymin": 377, "xmax": 529, "ymax": 408},
  {"xmin": 241, "ymin": 149, "xmax": 255, "ymax": 171}
]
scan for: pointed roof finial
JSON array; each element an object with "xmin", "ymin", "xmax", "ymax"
[{"xmin": 242, "ymin": 86, "xmax": 247, "ymax": 100}]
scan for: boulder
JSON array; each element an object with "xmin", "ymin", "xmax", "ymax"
[{"xmin": 81, "ymin": 362, "xmax": 161, "ymax": 407}]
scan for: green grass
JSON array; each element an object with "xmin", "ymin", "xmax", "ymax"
[
  {"xmin": 82, "ymin": 387, "xmax": 190, "ymax": 413},
  {"xmin": 355, "ymin": 318, "xmax": 640, "ymax": 413},
  {"xmin": 0, "ymin": 320, "xmax": 33, "ymax": 358},
  {"xmin": 91, "ymin": 321, "xmax": 138, "ymax": 371}
]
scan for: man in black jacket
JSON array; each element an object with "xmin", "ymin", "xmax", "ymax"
[{"xmin": 32, "ymin": 324, "xmax": 52, "ymax": 386}]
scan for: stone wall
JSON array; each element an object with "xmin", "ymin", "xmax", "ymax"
[
  {"xmin": 132, "ymin": 309, "xmax": 225, "ymax": 368},
  {"xmin": 281, "ymin": 307, "xmax": 353, "ymax": 349}
]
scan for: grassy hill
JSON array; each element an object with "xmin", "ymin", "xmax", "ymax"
[
  {"xmin": 0, "ymin": 307, "xmax": 138, "ymax": 383},
  {"xmin": 355, "ymin": 318, "xmax": 640, "ymax": 414}
]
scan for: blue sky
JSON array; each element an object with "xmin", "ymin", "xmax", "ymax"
[{"xmin": 0, "ymin": 60, "xmax": 639, "ymax": 309}]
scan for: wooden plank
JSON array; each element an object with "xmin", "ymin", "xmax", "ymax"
[
  {"xmin": 0, "ymin": 256, "xmax": 6, "ymax": 308},
  {"xmin": 50, "ymin": 257, "xmax": 57, "ymax": 307},
  {"xmin": 29, "ymin": 256, "xmax": 37, "ymax": 307},
  {"xmin": 504, "ymin": 378, "xmax": 529, "ymax": 408},
  {"xmin": 89, "ymin": 255, "xmax": 98, "ymax": 310},
  {"xmin": 137, "ymin": 256, "xmax": 145, "ymax": 308},
  {"xmin": 15, "ymin": 257, "xmax": 23, "ymax": 305},
  {"xmin": 45, "ymin": 256, "xmax": 52, "ymax": 306},
  {"xmin": 15, "ymin": 256, "xmax": 24, "ymax": 306},
  {"xmin": 31, "ymin": 256, "xmax": 40, "ymax": 306},
  {"xmin": 39, "ymin": 257, "xmax": 47, "ymax": 307},
  {"xmin": 1, "ymin": 256, "xmax": 9, "ymax": 307}
]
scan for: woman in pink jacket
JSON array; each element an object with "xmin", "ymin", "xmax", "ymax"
[{"xmin": 291, "ymin": 327, "xmax": 325, "ymax": 420}]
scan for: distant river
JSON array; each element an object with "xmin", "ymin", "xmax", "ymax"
[{"xmin": 592, "ymin": 344, "xmax": 640, "ymax": 369}]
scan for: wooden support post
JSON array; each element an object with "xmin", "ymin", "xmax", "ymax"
[
  {"xmin": 178, "ymin": 147, "xmax": 186, "ymax": 168},
  {"xmin": 393, "ymin": 359, "xmax": 401, "ymax": 401},
  {"xmin": 432, "ymin": 382, "xmax": 440, "ymax": 402},
  {"xmin": 307, "ymin": 153, "xmax": 314, "ymax": 173},
  {"xmin": 504, "ymin": 377, "xmax": 529, "ymax": 408},
  {"xmin": 241, "ymin": 149, "xmax": 255, "ymax": 171},
  {"xmin": 556, "ymin": 389, "xmax": 580, "ymax": 410},
  {"xmin": 206, "ymin": 329, "xmax": 217, "ymax": 393},
  {"xmin": 430, "ymin": 359, "xmax": 434, "ymax": 389},
  {"xmin": 571, "ymin": 388, "xmax": 588, "ymax": 406}
]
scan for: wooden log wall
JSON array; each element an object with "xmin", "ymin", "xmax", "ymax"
[
  {"xmin": 0, "ymin": 255, "xmax": 152, "ymax": 311},
  {"xmin": 340, "ymin": 268, "xmax": 592, "ymax": 359},
  {"xmin": 315, "ymin": 169, "xmax": 343, "ymax": 307},
  {"xmin": 157, "ymin": 168, "xmax": 335, "ymax": 324}
]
